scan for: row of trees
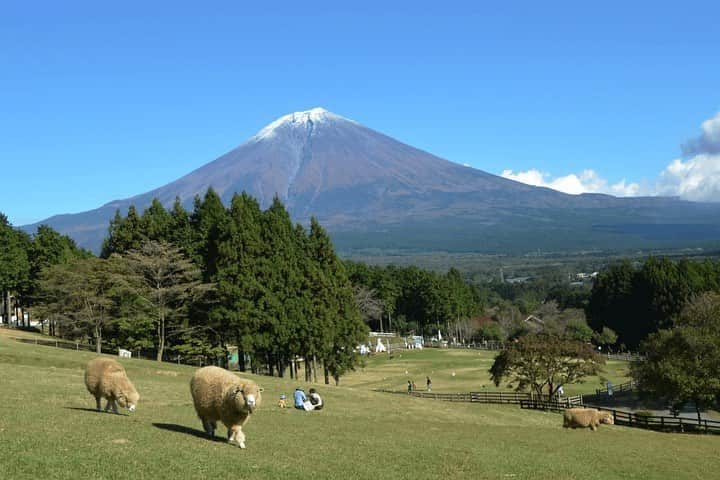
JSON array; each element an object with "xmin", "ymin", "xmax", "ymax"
[
  {"xmin": 9, "ymin": 189, "xmax": 369, "ymax": 384},
  {"xmin": 0, "ymin": 216, "xmax": 89, "ymax": 327},
  {"xmin": 345, "ymin": 262, "xmax": 485, "ymax": 340},
  {"xmin": 586, "ymin": 257, "xmax": 720, "ymax": 348},
  {"xmin": 632, "ymin": 292, "xmax": 720, "ymax": 421}
]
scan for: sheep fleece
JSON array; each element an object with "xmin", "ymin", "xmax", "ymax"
[
  {"xmin": 190, "ymin": 366, "xmax": 262, "ymax": 448},
  {"xmin": 563, "ymin": 408, "xmax": 614, "ymax": 431},
  {"xmin": 84, "ymin": 357, "xmax": 139, "ymax": 412}
]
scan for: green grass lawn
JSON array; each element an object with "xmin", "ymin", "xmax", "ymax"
[
  {"xmin": 341, "ymin": 347, "xmax": 632, "ymax": 396},
  {"xmin": 0, "ymin": 330, "xmax": 717, "ymax": 480}
]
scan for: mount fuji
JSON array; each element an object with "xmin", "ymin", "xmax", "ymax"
[{"xmin": 23, "ymin": 108, "xmax": 720, "ymax": 254}]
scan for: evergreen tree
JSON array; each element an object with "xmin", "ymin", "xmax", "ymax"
[
  {"xmin": 210, "ymin": 192, "xmax": 266, "ymax": 369},
  {"xmin": 306, "ymin": 217, "xmax": 367, "ymax": 384},
  {"xmin": 190, "ymin": 188, "xmax": 227, "ymax": 279},
  {"xmin": 168, "ymin": 197, "xmax": 194, "ymax": 256},
  {"xmin": 140, "ymin": 198, "xmax": 171, "ymax": 242},
  {"xmin": 0, "ymin": 214, "xmax": 30, "ymax": 325},
  {"xmin": 255, "ymin": 196, "xmax": 304, "ymax": 375},
  {"xmin": 101, "ymin": 206, "xmax": 145, "ymax": 257}
]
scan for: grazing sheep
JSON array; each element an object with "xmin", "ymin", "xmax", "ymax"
[
  {"xmin": 190, "ymin": 366, "xmax": 262, "ymax": 449},
  {"xmin": 84, "ymin": 357, "xmax": 139, "ymax": 414},
  {"xmin": 563, "ymin": 407, "xmax": 614, "ymax": 431}
]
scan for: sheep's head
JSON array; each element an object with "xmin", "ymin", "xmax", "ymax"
[
  {"xmin": 117, "ymin": 388, "xmax": 140, "ymax": 411},
  {"xmin": 231, "ymin": 383, "xmax": 263, "ymax": 413},
  {"xmin": 600, "ymin": 412, "xmax": 614, "ymax": 425}
]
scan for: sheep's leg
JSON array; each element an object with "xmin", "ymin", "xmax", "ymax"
[
  {"xmin": 202, "ymin": 419, "xmax": 216, "ymax": 438},
  {"xmin": 228, "ymin": 425, "xmax": 246, "ymax": 449},
  {"xmin": 95, "ymin": 396, "xmax": 102, "ymax": 411},
  {"xmin": 105, "ymin": 399, "xmax": 119, "ymax": 414}
]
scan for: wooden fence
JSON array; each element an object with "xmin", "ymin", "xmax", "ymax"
[
  {"xmin": 378, "ymin": 389, "xmax": 583, "ymax": 406},
  {"xmin": 594, "ymin": 380, "xmax": 636, "ymax": 396},
  {"xmin": 519, "ymin": 399, "xmax": 720, "ymax": 435},
  {"xmin": 604, "ymin": 352, "xmax": 644, "ymax": 362},
  {"xmin": 10, "ymin": 337, "xmax": 211, "ymax": 366}
]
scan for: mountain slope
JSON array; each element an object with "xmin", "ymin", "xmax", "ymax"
[{"xmin": 23, "ymin": 108, "xmax": 720, "ymax": 253}]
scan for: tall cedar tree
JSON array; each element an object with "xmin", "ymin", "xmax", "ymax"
[
  {"xmin": 255, "ymin": 196, "xmax": 305, "ymax": 375},
  {"xmin": 210, "ymin": 193, "xmax": 266, "ymax": 369},
  {"xmin": 139, "ymin": 198, "xmax": 171, "ymax": 242},
  {"xmin": 190, "ymin": 188, "xmax": 227, "ymax": 280},
  {"xmin": 307, "ymin": 217, "xmax": 367, "ymax": 384},
  {"xmin": 101, "ymin": 205, "xmax": 144, "ymax": 257},
  {"xmin": 168, "ymin": 197, "xmax": 194, "ymax": 256}
]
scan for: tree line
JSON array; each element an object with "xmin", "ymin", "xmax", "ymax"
[
  {"xmin": 586, "ymin": 257, "xmax": 720, "ymax": 349},
  {"xmin": 2, "ymin": 189, "xmax": 368, "ymax": 384},
  {"xmin": 344, "ymin": 262, "xmax": 485, "ymax": 341}
]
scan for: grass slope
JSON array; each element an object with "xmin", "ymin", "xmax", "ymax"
[
  {"xmin": 0, "ymin": 330, "xmax": 718, "ymax": 480},
  {"xmin": 341, "ymin": 348, "xmax": 631, "ymax": 396}
]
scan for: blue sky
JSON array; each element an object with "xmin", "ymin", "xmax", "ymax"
[{"xmin": 2, "ymin": 0, "xmax": 720, "ymax": 225}]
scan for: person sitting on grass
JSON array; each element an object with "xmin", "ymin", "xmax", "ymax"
[
  {"xmin": 294, "ymin": 387, "xmax": 309, "ymax": 410},
  {"xmin": 308, "ymin": 388, "xmax": 323, "ymax": 411}
]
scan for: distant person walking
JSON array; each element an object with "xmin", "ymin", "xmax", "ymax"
[
  {"xmin": 407, "ymin": 380, "xmax": 413, "ymax": 394},
  {"xmin": 426, "ymin": 376, "xmax": 432, "ymax": 392}
]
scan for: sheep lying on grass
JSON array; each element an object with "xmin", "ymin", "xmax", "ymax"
[
  {"xmin": 190, "ymin": 366, "xmax": 262, "ymax": 449},
  {"xmin": 84, "ymin": 357, "xmax": 139, "ymax": 414},
  {"xmin": 563, "ymin": 407, "xmax": 614, "ymax": 431}
]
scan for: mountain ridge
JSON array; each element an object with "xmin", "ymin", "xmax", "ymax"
[{"xmin": 22, "ymin": 108, "xmax": 720, "ymax": 254}]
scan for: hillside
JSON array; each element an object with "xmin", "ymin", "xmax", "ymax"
[
  {"xmin": 22, "ymin": 108, "xmax": 720, "ymax": 255},
  {"xmin": 1, "ymin": 330, "xmax": 719, "ymax": 479}
]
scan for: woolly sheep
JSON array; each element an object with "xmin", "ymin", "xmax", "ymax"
[
  {"xmin": 563, "ymin": 407, "xmax": 614, "ymax": 431},
  {"xmin": 190, "ymin": 366, "xmax": 263, "ymax": 449},
  {"xmin": 84, "ymin": 357, "xmax": 139, "ymax": 414}
]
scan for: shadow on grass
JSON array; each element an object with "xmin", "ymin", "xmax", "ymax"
[
  {"xmin": 152, "ymin": 423, "xmax": 224, "ymax": 442},
  {"xmin": 64, "ymin": 407, "xmax": 129, "ymax": 416}
]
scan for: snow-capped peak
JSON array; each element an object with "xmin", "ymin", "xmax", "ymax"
[{"xmin": 252, "ymin": 107, "xmax": 355, "ymax": 141}]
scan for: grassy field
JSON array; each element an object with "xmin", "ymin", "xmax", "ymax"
[
  {"xmin": 1, "ymin": 329, "xmax": 718, "ymax": 480},
  {"xmin": 342, "ymin": 347, "xmax": 632, "ymax": 396}
]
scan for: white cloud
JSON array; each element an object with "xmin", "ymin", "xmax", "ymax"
[
  {"xmin": 499, "ymin": 111, "xmax": 720, "ymax": 202},
  {"xmin": 656, "ymin": 154, "xmax": 720, "ymax": 201},
  {"xmin": 500, "ymin": 169, "xmax": 641, "ymax": 197},
  {"xmin": 682, "ymin": 112, "xmax": 720, "ymax": 155}
]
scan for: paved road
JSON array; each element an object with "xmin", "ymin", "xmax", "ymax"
[{"xmin": 584, "ymin": 391, "xmax": 718, "ymax": 421}]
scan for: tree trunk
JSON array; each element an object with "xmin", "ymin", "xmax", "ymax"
[
  {"xmin": 157, "ymin": 336, "xmax": 165, "ymax": 362},
  {"xmin": 3, "ymin": 290, "xmax": 11, "ymax": 326},
  {"xmin": 157, "ymin": 315, "xmax": 165, "ymax": 362},
  {"xmin": 239, "ymin": 351, "xmax": 246, "ymax": 372},
  {"xmin": 323, "ymin": 359, "xmax": 329, "ymax": 385},
  {"xmin": 312, "ymin": 354, "xmax": 318, "ymax": 383},
  {"xmin": 95, "ymin": 325, "xmax": 102, "ymax": 354}
]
